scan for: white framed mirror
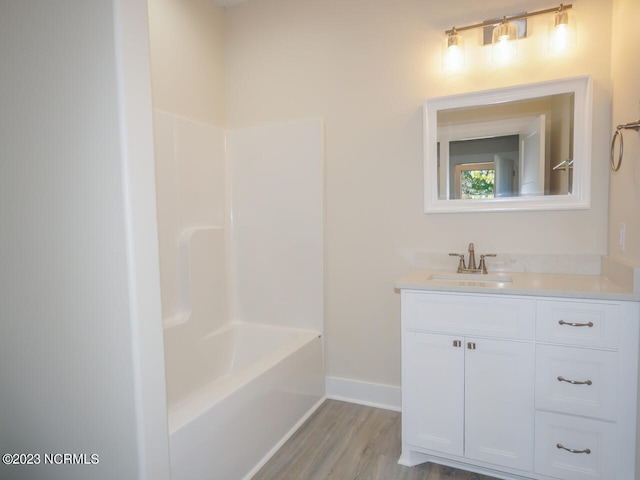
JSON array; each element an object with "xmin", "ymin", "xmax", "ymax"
[{"xmin": 424, "ymin": 75, "xmax": 592, "ymax": 213}]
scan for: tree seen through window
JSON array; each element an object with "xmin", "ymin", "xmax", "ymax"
[{"xmin": 460, "ymin": 168, "xmax": 495, "ymax": 199}]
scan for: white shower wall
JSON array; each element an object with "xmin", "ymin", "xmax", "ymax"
[
  {"xmin": 227, "ymin": 120, "xmax": 324, "ymax": 333},
  {"xmin": 153, "ymin": 111, "xmax": 228, "ymax": 330},
  {"xmin": 153, "ymin": 113, "xmax": 324, "ymax": 335}
]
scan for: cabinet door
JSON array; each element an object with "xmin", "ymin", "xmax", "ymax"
[
  {"xmin": 464, "ymin": 338, "xmax": 534, "ymax": 471},
  {"xmin": 403, "ymin": 331, "xmax": 464, "ymax": 456}
]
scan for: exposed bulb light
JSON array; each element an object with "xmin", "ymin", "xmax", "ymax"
[
  {"xmin": 492, "ymin": 18, "xmax": 518, "ymax": 64},
  {"xmin": 549, "ymin": 4, "xmax": 576, "ymax": 53},
  {"xmin": 440, "ymin": 3, "xmax": 575, "ymax": 73},
  {"xmin": 443, "ymin": 28, "xmax": 465, "ymax": 73}
]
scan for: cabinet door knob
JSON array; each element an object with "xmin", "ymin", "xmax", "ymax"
[
  {"xmin": 557, "ymin": 443, "xmax": 591, "ymax": 455},
  {"xmin": 557, "ymin": 376, "xmax": 592, "ymax": 386},
  {"xmin": 467, "ymin": 342, "xmax": 476, "ymax": 350},
  {"xmin": 452, "ymin": 340, "xmax": 462, "ymax": 347},
  {"xmin": 558, "ymin": 319, "xmax": 594, "ymax": 327}
]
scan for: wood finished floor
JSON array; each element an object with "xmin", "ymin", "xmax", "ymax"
[{"xmin": 252, "ymin": 399, "xmax": 501, "ymax": 480}]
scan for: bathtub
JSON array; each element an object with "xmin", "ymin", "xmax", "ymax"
[{"xmin": 165, "ymin": 321, "xmax": 325, "ymax": 480}]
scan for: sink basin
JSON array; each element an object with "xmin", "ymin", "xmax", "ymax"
[{"xmin": 429, "ymin": 273, "xmax": 513, "ymax": 284}]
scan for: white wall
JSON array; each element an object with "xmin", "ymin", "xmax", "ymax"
[
  {"xmin": 148, "ymin": 0, "xmax": 226, "ymax": 126},
  {"xmin": 609, "ymin": 0, "xmax": 640, "ymax": 265},
  {"xmin": 223, "ymin": 0, "xmax": 613, "ymax": 387},
  {"xmin": 0, "ymin": 1, "xmax": 169, "ymax": 479}
]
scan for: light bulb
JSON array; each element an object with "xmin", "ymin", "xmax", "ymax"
[
  {"xmin": 492, "ymin": 21, "xmax": 518, "ymax": 65},
  {"xmin": 442, "ymin": 30, "xmax": 465, "ymax": 73},
  {"xmin": 549, "ymin": 8, "xmax": 575, "ymax": 53}
]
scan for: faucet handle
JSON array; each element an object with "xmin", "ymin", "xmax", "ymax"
[
  {"xmin": 449, "ymin": 253, "xmax": 466, "ymax": 273},
  {"xmin": 478, "ymin": 254, "xmax": 496, "ymax": 274}
]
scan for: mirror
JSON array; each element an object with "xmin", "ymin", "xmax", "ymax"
[{"xmin": 424, "ymin": 76, "xmax": 592, "ymax": 213}]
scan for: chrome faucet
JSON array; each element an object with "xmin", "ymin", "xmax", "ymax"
[{"xmin": 449, "ymin": 243, "xmax": 496, "ymax": 274}]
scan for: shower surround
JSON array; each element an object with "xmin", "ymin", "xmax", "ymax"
[{"xmin": 153, "ymin": 113, "xmax": 325, "ymax": 480}]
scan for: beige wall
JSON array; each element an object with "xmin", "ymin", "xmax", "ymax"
[
  {"xmin": 223, "ymin": 0, "xmax": 613, "ymax": 386},
  {"xmin": 609, "ymin": 0, "xmax": 640, "ymax": 265},
  {"xmin": 148, "ymin": 0, "xmax": 226, "ymax": 126}
]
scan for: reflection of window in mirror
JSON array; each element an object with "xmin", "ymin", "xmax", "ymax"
[
  {"xmin": 445, "ymin": 136, "xmax": 519, "ymax": 199},
  {"xmin": 455, "ymin": 163, "xmax": 495, "ymax": 199}
]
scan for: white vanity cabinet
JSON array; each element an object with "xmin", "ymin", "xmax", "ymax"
[
  {"xmin": 404, "ymin": 332, "xmax": 535, "ymax": 469},
  {"xmin": 401, "ymin": 292, "xmax": 535, "ymax": 470},
  {"xmin": 400, "ymin": 290, "xmax": 640, "ymax": 480}
]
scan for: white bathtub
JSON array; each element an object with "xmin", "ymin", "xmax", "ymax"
[{"xmin": 165, "ymin": 322, "xmax": 325, "ymax": 480}]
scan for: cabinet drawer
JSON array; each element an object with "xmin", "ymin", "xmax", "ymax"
[
  {"xmin": 534, "ymin": 411, "xmax": 616, "ymax": 480},
  {"xmin": 535, "ymin": 345, "xmax": 618, "ymax": 421},
  {"xmin": 401, "ymin": 292, "xmax": 534, "ymax": 340},
  {"xmin": 536, "ymin": 300, "xmax": 620, "ymax": 349}
]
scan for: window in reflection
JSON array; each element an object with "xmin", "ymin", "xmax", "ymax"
[
  {"xmin": 456, "ymin": 164, "xmax": 495, "ymax": 199},
  {"xmin": 448, "ymin": 136, "xmax": 518, "ymax": 199}
]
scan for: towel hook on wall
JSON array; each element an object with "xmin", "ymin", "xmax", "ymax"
[{"xmin": 610, "ymin": 119, "xmax": 640, "ymax": 172}]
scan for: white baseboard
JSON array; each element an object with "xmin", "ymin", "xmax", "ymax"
[{"xmin": 325, "ymin": 376, "xmax": 401, "ymax": 411}]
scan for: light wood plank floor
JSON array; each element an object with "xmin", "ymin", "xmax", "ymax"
[{"xmin": 252, "ymin": 399, "xmax": 501, "ymax": 480}]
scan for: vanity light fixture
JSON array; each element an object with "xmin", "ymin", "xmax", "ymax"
[{"xmin": 442, "ymin": 3, "xmax": 573, "ymax": 71}]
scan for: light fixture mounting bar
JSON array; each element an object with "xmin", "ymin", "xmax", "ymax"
[{"xmin": 444, "ymin": 3, "xmax": 572, "ymax": 35}]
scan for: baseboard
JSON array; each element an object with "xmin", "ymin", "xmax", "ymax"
[{"xmin": 325, "ymin": 376, "xmax": 401, "ymax": 411}]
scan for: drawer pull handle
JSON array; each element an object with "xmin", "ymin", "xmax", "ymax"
[
  {"xmin": 557, "ymin": 443, "xmax": 591, "ymax": 455},
  {"xmin": 557, "ymin": 376, "xmax": 592, "ymax": 386},
  {"xmin": 558, "ymin": 320, "xmax": 594, "ymax": 327}
]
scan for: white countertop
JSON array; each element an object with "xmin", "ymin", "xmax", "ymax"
[{"xmin": 395, "ymin": 269, "xmax": 640, "ymax": 301}]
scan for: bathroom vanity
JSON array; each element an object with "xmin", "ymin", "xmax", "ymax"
[{"xmin": 396, "ymin": 270, "xmax": 640, "ymax": 480}]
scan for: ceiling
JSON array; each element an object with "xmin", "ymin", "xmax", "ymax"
[
  {"xmin": 211, "ymin": 0, "xmax": 566, "ymax": 16},
  {"xmin": 213, "ymin": 0, "xmax": 250, "ymax": 6}
]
